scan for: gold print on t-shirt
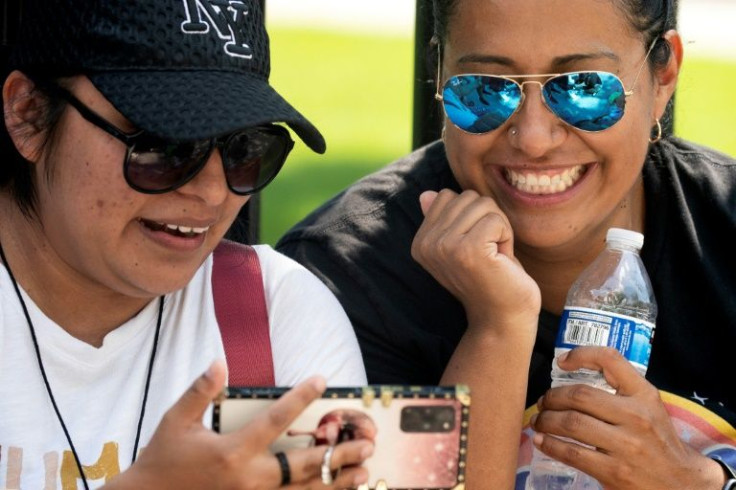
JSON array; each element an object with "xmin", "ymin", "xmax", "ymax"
[
  {"xmin": 44, "ymin": 451, "xmax": 60, "ymax": 490},
  {"xmin": 61, "ymin": 442, "xmax": 121, "ymax": 490},
  {"xmin": 5, "ymin": 446, "xmax": 22, "ymax": 489}
]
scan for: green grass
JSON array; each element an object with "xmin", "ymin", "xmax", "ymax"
[
  {"xmin": 674, "ymin": 57, "xmax": 736, "ymax": 156},
  {"xmin": 261, "ymin": 27, "xmax": 414, "ymax": 245},
  {"xmin": 261, "ymin": 27, "xmax": 736, "ymax": 245}
]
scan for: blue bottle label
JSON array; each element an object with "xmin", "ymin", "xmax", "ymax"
[{"xmin": 555, "ymin": 307, "xmax": 655, "ymax": 372}]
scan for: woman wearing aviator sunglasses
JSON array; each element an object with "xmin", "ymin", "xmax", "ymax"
[
  {"xmin": 0, "ymin": 1, "xmax": 374, "ymax": 489},
  {"xmin": 278, "ymin": 0, "xmax": 736, "ymax": 488}
]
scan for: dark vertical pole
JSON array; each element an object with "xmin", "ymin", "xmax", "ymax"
[
  {"xmin": 245, "ymin": 0, "xmax": 266, "ymax": 244},
  {"xmin": 412, "ymin": 0, "xmax": 443, "ymax": 150},
  {"xmin": 227, "ymin": 0, "xmax": 266, "ymax": 245}
]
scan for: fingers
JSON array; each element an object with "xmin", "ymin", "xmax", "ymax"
[
  {"xmin": 462, "ymin": 211, "xmax": 514, "ymax": 260},
  {"xmin": 324, "ymin": 421, "xmax": 340, "ymax": 445},
  {"xmin": 329, "ymin": 465, "xmax": 370, "ymax": 489},
  {"xmin": 283, "ymin": 440, "xmax": 373, "ymax": 488},
  {"xmin": 556, "ymin": 347, "xmax": 651, "ymax": 396},
  {"xmin": 237, "ymin": 376, "xmax": 327, "ymax": 445},
  {"xmin": 415, "ymin": 189, "xmax": 514, "ymax": 259},
  {"xmin": 533, "ymin": 431, "xmax": 617, "ymax": 481},
  {"xmin": 532, "ymin": 406, "xmax": 623, "ymax": 451},
  {"xmin": 419, "ymin": 190, "xmax": 439, "ymax": 215},
  {"xmin": 535, "ymin": 347, "xmax": 669, "ymax": 462},
  {"xmin": 412, "ymin": 188, "xmax": 540, "ymax": 328},
  {"xmin": 420, "ymin": 189, "xmax": 509, "ymax": 233},
  {"xmin": 537, "ymin": 378, "xmax": 661, "ymax": 428},
  {"xmin": 164, "ymin": 360, "xmax": 227, "ymax": 425},
  {"xmin": 290, "ymin": 466, "xmax": 368, "ymax": 490},
  {"xmin": 538, "ymin": 382, "xmax": 621, "ymax": 424},
  {"xmin": 324, "ymin": 440, "xmax": 374, "ymax": 471}
]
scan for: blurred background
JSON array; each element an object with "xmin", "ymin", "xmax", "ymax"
[{"xmin": 261, "ymin": 0, "xmax": 736, "ymax": 245}]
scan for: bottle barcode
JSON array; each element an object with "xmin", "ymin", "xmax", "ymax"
[{"xmin": 563, "ymin": 319, "xmax": 610, "ymax": 346}]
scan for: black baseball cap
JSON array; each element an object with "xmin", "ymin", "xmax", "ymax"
[{"xmin": 7, "ymin": 0, "xmax": 326, "ymax": 153}]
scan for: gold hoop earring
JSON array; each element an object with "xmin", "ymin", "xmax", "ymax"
[{"xmin": 649, "ymin": 119, "xmax": 662, "ymax": 144}]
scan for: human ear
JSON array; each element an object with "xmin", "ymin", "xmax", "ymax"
[
  {"xmin": 3, "ymin": 70, "xmax": 50, "ymax": 163},
  {"xmin": 653, "ymin": 30, "xmax": 683, "ymax": 120}
]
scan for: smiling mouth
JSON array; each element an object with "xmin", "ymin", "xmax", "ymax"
[
  {"xmin": 139, "ymin": 219, "xmax": 210, "ymax": 238},
  {"xmin": 504, "ymin": 164, "xmax": 587, "ymax": 195}
]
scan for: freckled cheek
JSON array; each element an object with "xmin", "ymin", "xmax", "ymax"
[{"xmin": 81, "ymin": 187, "xmax": 138, "ymax": 226}]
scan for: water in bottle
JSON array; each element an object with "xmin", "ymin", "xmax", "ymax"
[{"xmin": 527, "ymin": 228, "xmax": 657, "ymax": 490}]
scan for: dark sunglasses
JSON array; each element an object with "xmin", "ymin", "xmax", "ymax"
[
  {"xmin": 37, "ymin": 80, "xmax": 294, "ymax": 195},
  {"xmin": 435, "ymin": 40, "xmax": 657, "ymax": 134}
]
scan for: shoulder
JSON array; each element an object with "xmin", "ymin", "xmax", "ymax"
[
  {"xmin": 250, "ymin": 244, "xmax": 347, "ymax": 306},
  {"xmin": 646, "ymin": 138, "xmax": 736, "ymax": 203},
  {"xmin": 252, "ymin": 246, "xmax": 367, "ymax": 385},
  {"xmin": 651, "ymin": 137, "xmax": 736, "ymax": 176},
  {"xmin": 251, "ymin": 243, "xmax": 313, "ymax": 275},
  {"xmin": 220, "ymin": 243, "xmax": 353, "ymax": 334},
  {"xmin": 210, "ymin": 241, "xmax": 334, "ymax": 298},
  {"xmin": 209, "ymin": 242, "xmax": 350, "ymax": 324},
  {"xmin": 641, "ymin": 138, "xmax": 736, "ymax": 279}
]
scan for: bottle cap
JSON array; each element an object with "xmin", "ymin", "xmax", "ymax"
[{"xmin": 606, "ymin": 228, "xmax": 644, "ymax": 249}]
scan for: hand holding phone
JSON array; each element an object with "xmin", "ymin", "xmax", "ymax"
[
  {"xmin": 113, "ymin": 364, "xmax": 372, "ymax": 489},
  {"xmin": 214, "ymin": 385, "xmax": 470, "ymax": 490}
]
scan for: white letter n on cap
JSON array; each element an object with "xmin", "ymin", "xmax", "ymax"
[{"xmin": 181, "ymin": 0, "xmax": 254, "ymax": 59}]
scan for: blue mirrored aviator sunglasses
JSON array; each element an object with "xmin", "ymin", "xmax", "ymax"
[
  {"xmin": 435, "ymin": 41, "xmax": 657, "ymax": 134},
  {"xmin": 34, "ymin": 79, "xmax": 294, "ymax": 196}
]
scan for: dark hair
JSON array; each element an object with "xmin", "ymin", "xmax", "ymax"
[
  {"xmin": 432, "ymin": 0, "xmax": 675, "ymax": 58},
  {"xmin": 1, "ymin": 73, "xmax": 68, "ymax": 216},
  {"xmin": 2, "ymin": 0, "xmax": 67, "ymax": 216},
  {"xmin": 430, "ymin": 0, "xmax": 678, "ymax": 133}
]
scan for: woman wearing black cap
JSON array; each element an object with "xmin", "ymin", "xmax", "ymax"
[{"xmin": 0, "ymin": 0, "xmax": 372, "ymax": 488}]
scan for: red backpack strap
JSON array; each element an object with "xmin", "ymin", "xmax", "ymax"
[{"xmin": 212, "ymin": 239, "xmax": 275, "ymax": 386}]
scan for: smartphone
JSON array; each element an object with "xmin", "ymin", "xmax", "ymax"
[{"xmin": 213, "ymin": 385, "xmax": 470, "ymax": 490}]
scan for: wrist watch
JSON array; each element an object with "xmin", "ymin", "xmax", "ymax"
[{"xmin": 712, "ymin": 456, "xmax": 736, "ymax": 490}]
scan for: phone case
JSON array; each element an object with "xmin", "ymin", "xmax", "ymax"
[{"xmin": 213, "ymin": 385, "xmax": 470, "ymax": 490}]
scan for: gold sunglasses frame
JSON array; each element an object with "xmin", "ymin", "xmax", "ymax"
[{"xmin": 433, "ymin": 39, "xmax": 658, "ymax": 134}]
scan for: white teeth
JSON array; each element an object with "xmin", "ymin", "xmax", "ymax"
[
  {"xmin": 505, "ymin": 165, "xmax": 586, "ymax": 195},
  {"xmin": 164, "ymin": 223, "xmax": 209, "ymax": 235}
]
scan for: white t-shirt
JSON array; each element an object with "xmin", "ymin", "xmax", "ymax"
[{"xmin": 0, "ymin": 245, "xmax": 366, "ymax": 489}]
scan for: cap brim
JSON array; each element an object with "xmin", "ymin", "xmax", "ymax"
[{"xmin": 89, "ymin": 71, "xmax": 326, "ymax": 154}]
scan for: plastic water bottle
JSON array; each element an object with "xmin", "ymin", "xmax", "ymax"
[{"xmin": 527, "ymin": 228, "xmax": 657, "ymax": 490}]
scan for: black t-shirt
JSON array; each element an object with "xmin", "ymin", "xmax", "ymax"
[{"xmin": 277, "ymin": 137, "xmax": 736, "ymax": 429}]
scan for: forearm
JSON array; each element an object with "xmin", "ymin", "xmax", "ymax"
[{"xmin": 441, "ymin": 325, "xmax": 535, "ymax": 490}]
